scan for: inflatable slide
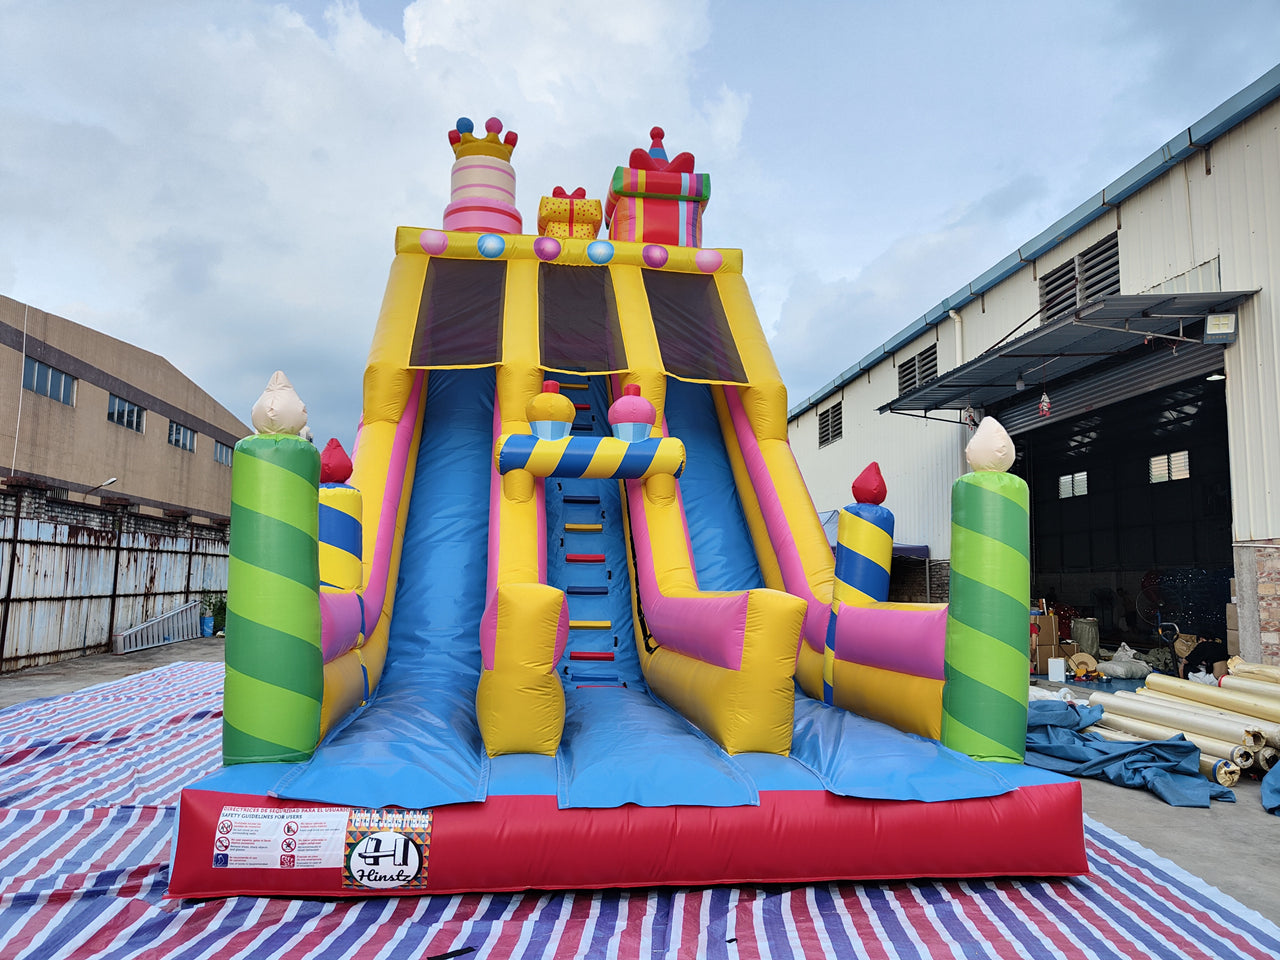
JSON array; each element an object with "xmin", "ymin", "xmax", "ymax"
[{"xmin": 169, "ymin": 119, "xmax": 1085, "ymax": 898}]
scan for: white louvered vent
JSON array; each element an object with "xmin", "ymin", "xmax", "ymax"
[
  {"xmin": 1039, "ymin": 233, "xmax": 1120, "ymax": 323},
  {"xmin": 897, "ymin": 343, "xmax": 938, "ymax": 395},
  {"xmin": 818, "ymin": 401, "xmax": 843, "ymax": 448}
]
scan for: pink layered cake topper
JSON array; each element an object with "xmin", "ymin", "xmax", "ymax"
[{"xmin": 443, "ymin": 116, "xmax": 523, "ymax": 235}]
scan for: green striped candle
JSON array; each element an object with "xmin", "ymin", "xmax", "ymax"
[
  {"xmin": 942, "ymin": 467, "xmax": 1030, "ymax": 762},
  {"xmin": 223, "ymin": 433, "xmax": 323, "ymax": 764}
]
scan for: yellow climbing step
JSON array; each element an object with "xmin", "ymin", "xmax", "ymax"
[
  {"xmin": 570, "ymin": 620, "xmax": 613, "ymax": 630},
  {"xmin": 564, "ymin": 522, "xmax": 603, "ymax": 533}
]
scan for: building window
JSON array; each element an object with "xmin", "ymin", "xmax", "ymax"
[
  {"xmin": 22, "ymin": 356, "xmax": 76, "ymax": 405},
  {"xmin": 215, "ymin": 440, "xmax": 234, "ymax": 466},
  {"xmin": 107, "ymin": 394, "xmax": 145, "ymax": 432},
  {"xmin": 168, "ymin": 421, "xmax": 196, "ymax": 452},
  {"xmin": 1058, "ymin": 471, "xmax": 1088, "ymax": 499},
  {"xmin": 897, "ymin": 343, "xmax": 938, "ymax": 395},
  {"xmin": 1039, "ymin": 232, "xmax": 1120, "ymax": 323},
  {"xmin": 818, "ymin": 401, "xmax": 843, "ymax": 448},
  {"xmin": 1149, "ymin": 450, "xmax": 1190, "ymax": 484}
]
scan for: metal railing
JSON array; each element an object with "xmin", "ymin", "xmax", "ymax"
[{"xmin": 112, "ymin": 600, "xmax": 202, "ymax": 655}]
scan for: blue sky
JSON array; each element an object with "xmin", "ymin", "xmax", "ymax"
[{"xmin": 3, "ymin": 1, "xmax": 1279, "ymax": 447}]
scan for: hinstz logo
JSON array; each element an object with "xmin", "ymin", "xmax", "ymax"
[{"xmin": 346, "ymin": 831, "xmax": 421, "ymax": 888}]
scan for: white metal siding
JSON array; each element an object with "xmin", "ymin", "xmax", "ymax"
[
  {"xmin": 1119, "ymin": 100, "xmax": 1280, "ymax": 539},
  {"xmin": 788, "ymin": 99, "xmax": 1280, "ymax": 553}
]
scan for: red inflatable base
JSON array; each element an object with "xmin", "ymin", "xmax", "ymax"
[{"xmin": 169, "ymin": 782, "xmax": 1087, "ymax": 899}]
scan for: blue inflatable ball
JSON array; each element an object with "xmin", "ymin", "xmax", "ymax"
[
  {"xmin": 456, "ymin": 117, "xmax": 474, "ymax": 134},
  {"xmin": 586, "ymin": 240, "xmax": 615, "ymax": 265},
  {"xmin": 477, "ymin": 233, "xmax": 506, "ymax": 258}
]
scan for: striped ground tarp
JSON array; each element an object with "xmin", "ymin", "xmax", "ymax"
[{"xmin": 2, "ymin": 662, "xmax": 1278, "ymax": 959}]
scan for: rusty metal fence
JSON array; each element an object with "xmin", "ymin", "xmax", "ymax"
[{"xmin": 0, "ymin": 484, "xmax": 230, "ymax": 672}]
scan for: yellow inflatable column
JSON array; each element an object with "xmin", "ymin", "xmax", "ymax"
[{"xmin": 475, "ymin": 259, "xmax": 569, "ymax": 756}]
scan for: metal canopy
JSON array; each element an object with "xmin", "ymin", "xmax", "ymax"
[{"xmin": 880, "ymin": 290, "xmax": 1258, "ymax": 415}]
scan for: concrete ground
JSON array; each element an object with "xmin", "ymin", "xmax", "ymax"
[{"xmin": 1, "ymin": 642, "xmax": 1277, "ymax": 924}]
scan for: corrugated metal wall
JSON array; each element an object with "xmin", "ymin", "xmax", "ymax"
[
  {"xmin": 0, "ymin": 485, "xmax": 229, "ymax": 671},
  {"xmin": 1121, "ymin": 99, "xmax": 1280, "ymax": 541},
  {"xmin": 791, "ymin": 97, "xmax": 1280, "ymax": 555}
]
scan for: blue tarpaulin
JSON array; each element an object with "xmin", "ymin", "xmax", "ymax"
[
  {"xmin": 1024, "ymin": 700, "xmax": 1235, "ymax": 808},
  {"xmin": 1264, "ymin": 764, "xmax": 1280, "ymax": 816}
]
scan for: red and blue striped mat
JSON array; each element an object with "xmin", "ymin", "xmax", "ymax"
[{"xmin": 2, "ymin": 662, "xmax": 1278, "ymax": 959}]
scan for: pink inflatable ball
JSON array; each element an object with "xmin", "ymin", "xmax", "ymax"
[
  {"xmin": 526, "ymin": 380, "xmax": 577, "ymax": 440},
  {"xmin": 419, "ymin": 229, "xmax": 449, "ymax": 255},
  {"xmin": 852, "ymin": 461, "xmax": 887, "ymax": 505},
  {"xmin": 694, "ymin": 249, "xmax": 723, "ymax": 273},
  {"xmin": 608, "ymin": 383, "xmax": 657, "ymax": 442}
]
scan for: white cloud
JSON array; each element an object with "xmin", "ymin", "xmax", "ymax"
[{"xmin": 2, "ymin": 0, "xmax": 1279, "ymax": 447}]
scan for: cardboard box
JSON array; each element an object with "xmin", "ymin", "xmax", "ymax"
[
  {"xmin": 1033, "ymin": 639, "xmax": 1079, "ymax": 676},
  {"xmin": 1031, "ymin": 613, "xmax": 1059, "ymax": 644},
  {"xmin": 1227, "ymin": 627, "xmax": 1241, "ymax": 657},
  {"xmin": 1213, "ymin": 660, "xmax": 1229, "ymax": 679},
  {"xmin": 1226, "ymin": 603, "xmax": 1239, "ymax": 631}
]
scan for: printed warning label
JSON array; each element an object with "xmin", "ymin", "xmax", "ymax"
[{"xmin": 212, "ymin": 806, "xmax": 349, "ymax": 870}]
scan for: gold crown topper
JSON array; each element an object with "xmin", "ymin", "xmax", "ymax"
[{"xmin": 448, "ymin": 116, "xmax": 518, "ymax": 160}]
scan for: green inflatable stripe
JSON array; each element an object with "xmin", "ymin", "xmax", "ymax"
[
  {"xmin": 939, "ymin": 715, "xmax": 1027, "ymax": 764},
  {"xmin": 950, "ymin": 529, "xmax": 1029, "ymax": 605},
  {"xmin": 948, "ymin": 571, "xmax": 1029, "ymax": 655},
  {"xmin": 942, "ymin": 668, "xmax": 1027, "ymax": 755},
  {"xmin": 943, "ymin": 469, "xmax": 1030, "ymax": 763},
  {"xmin": 233, "ymin": 445, "xmax": 321, "ymax": 535},
  {"xmin": 226, "ymin": 556, "xmax": 322, "ymax": 644},
  {"xmin": 223, "ymin": 433, "xmax": 321, "ymax": 764},
  {"xmin": 224, "ymin": 665, "xmax": 321, "ymax": 754},
  {"xmin": 223, "ymin": 719, "xmax": 313, "ymax": 764},
  {"xmin": 224, "ymin": 609, "xmax": 324, "ymax": 700},
  {"xmin": 945, "ymin": 615, "xmax": 1030, "ymax": 678},
  {"xmin": 227, "ymin": 504, "xmax": 320, "ymax": 590}
]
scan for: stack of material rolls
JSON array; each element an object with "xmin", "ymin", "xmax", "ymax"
[{"xmin": 1082, "ymin": 657, "xmax": 1280, "ymax": 787}]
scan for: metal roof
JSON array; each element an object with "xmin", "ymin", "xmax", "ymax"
[
  {"xmin": 788, "ymin": 62, "xmax": 1280, "ymax": 421},
  {"xmin": 878, "ymin": 291, "xmax": 1257, "ymax": 415}
]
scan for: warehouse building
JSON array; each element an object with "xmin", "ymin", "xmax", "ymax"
[
  {"xmin": 0, "ymin": 295, "xmax": 251, "ymax": 669},
  {"xmin": 788, "ymin": 65, "xmax": 1280, "ymax": 665},
  {"xmin": 1, "ymin": 294, "xmax": 248, "ymax": 518}
]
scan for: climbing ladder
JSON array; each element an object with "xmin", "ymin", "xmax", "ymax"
[{"xmin": 545, "ymin": 376, "xmax": 639, "ymax": 688}]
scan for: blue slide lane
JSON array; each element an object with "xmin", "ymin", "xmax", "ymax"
[
  {"xmin": 789, "ymin": 695, "xmax": 1016, "ymax": 802},
  {"xmin": 558, "ymin": 686, "xmax": 758, "ymax": 808},
  {"xmin": 268, "ymin": 368, "xmax": 496, "ymax": 809},
  {"xmin": 549, "ymin": 375, "xmax": 759, "ymax": 809},
  {"xmin": 662, "ymin": 378, "xmax": 764, "ymax": 591}
]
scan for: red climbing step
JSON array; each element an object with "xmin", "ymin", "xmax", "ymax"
[
  {"xmin": 573, "ymin": 403, "xmax": 591, "ymax": 411},
  {"xmin": 569, "ymin": 651, "xmax": 616, "ymax": 661},
  {"xmin": 565, "ymin": 553, "xmax": 606, "ymax": 563}
]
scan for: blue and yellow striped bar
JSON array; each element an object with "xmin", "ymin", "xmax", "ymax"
[
  {"xmin": 826, "ymin": 502, "xmax": 895, "ymax": 704},
  {"xmin": 833, "ymin": 503, "xmax": 894, "ymax": 607},
  {"xmin": 495, "ymin": 434, "xmax": 685, "ymax": 479},
  {"xmin": 318, "ymin": 483, "xmax": 363, "ymax": 592}
]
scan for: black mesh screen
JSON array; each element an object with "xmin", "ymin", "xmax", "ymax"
[
  {"xmin": 641, "ymin": 270, "xmax": 747, "ymax": 383},
  {"xmin": 408, "ymin": 258, "xmax": 507, "ymax": 367},
  {"xmin": 538, "ymin": 264, "xmax": 627, "ymax": 374}
]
